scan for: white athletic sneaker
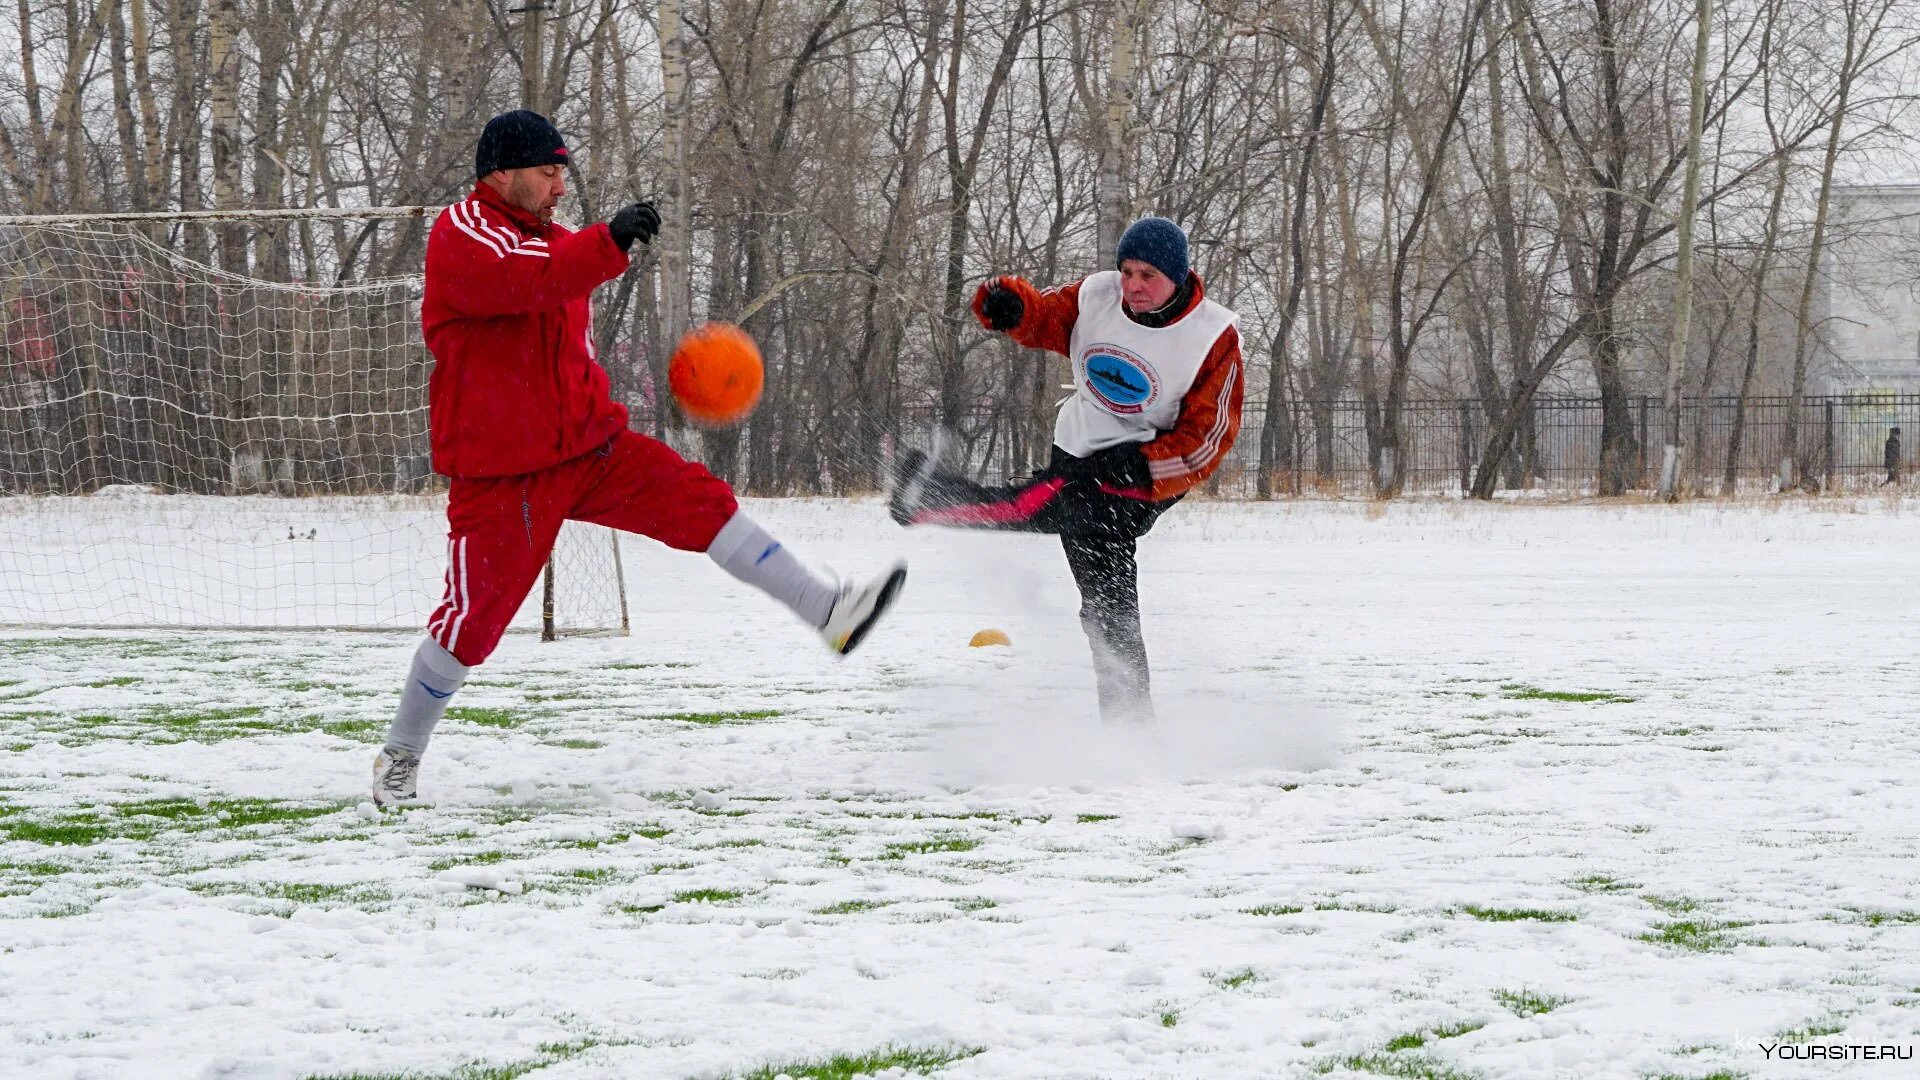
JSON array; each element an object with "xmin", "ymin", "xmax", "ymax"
[
  {"xmin": 371, "ymin": 748, "xmax": 421, "ymax": 807},
  {"xmin": 821, "ymin": 562, "xmax": 908, "ymax": 656}
]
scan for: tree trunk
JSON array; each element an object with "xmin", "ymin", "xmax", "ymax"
[
  {"xmin": 1658, "ymin": 0, "xmax": 1712, "ymax": 499},
  {"xmin": 1096, "ymin": 0, "xmax": 1148, "ymax": 264},
  {"xmin": 655, "ymin": 0, "xmax": 693, "ymax": 397},
  {"xmin": 208, "ymin": 0, "xmax": 246, "ymax": 271},
  {"xmin": 1258, "ymin": 0, "xmax": 1337, "ymax": 498},
  {"xmin": 1725, "ymin": 157, "xmax": 1788, "ymax": 497},
  {"xmin": 1782, "ymin": 3, "xmax": 1862, "ymax": 492}
]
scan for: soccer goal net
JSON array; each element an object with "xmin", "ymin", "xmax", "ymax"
[{"xmin": 0, "ymin": 209, "xmax": 627, "ymax": 635}]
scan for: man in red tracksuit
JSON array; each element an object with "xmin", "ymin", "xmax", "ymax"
[
  {"xmin": 373, "ymin": 111, "xmax": 906, "ymax": 806},
  {"xmin": 889, "ymin": 217, "xmax": 1242, "ymax": 723}
]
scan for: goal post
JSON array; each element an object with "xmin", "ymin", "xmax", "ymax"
[{"xmin": 0, "ymin": 208, "xmax": 630, "ymax": 636}]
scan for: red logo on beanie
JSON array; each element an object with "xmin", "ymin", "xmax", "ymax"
[{"xmin": 554, "ymin": 147, "xmax": 568, "ymax": 156}]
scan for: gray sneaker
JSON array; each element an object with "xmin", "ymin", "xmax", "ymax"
[{"xmin": 371, "ymin": 748, "xmax": 421, "ymax": 807}]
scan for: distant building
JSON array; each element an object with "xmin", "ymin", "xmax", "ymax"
[{"xmin": 1819, "ymin": 185, "xmax": 1920, "ymax": 394}]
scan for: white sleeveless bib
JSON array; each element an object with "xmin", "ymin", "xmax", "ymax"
[{"xmin": 1055, "ymin": 271, "xmax": 1236, "ymax": 455}]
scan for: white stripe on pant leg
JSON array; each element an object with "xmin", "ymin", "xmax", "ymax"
[
  {"xmin": 430, "ymin": 538, "xmax": 456, "ymax": 644},
  {"xmin": 428, "ymin": 538, "xmax": 454, "ymax": 641},
  {"xmin": 434, "ymin": 538, "xmax": 462, "ymax": 652},
  {"xmin": 446, "ymin": 537, "xmax": 471, "ymax": 655}
]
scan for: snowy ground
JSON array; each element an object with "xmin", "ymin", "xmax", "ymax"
[{"xmin": 4, "ymin": 496, "xmax": 1920, "ymax": 1080}]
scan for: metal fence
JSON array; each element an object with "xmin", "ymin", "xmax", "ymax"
[
  {"xmin": 952, "ymin": 394, "xmax": 1920, "ymax": 497},
  {"xmin": 1229, "ymin": 395, "xmax": 1920, "ymax": 496}
]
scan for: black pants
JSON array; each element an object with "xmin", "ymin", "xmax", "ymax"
[{"xmin": 901, "ymin": 447, "xmax": 1181, "ymax": 720}]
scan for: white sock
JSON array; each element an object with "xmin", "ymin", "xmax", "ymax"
[
  {"xmin": 384, "ymin": 637, "xmax": 470, "ymax": 756},
  {"xmin": 707, "ymin": 511, "xmax": 837, "ymax": 628}
]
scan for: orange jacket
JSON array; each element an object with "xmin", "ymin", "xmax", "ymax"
[{"xmin": 973, "ymin": 273, "xmax": 1243, "ymax": 500}]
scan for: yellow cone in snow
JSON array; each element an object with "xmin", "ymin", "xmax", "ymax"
[{"xmin": 969, "ymin": 629, "xmax": 1011, "ymax": 648}]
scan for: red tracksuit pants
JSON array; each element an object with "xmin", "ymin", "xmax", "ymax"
[{"xmin": 427, "ymin": 429, "xmax": 738, "ymax": 666}]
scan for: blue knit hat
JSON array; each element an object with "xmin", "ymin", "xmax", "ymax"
[
  {"xmin": 1115, "ymin": 217, "xmax": 1189, "ymax": 286},
  {"xmin": 476, "ymin": 110, "xmax": 570, "ymax": 179}
]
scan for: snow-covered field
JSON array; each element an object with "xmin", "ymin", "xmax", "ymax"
[{"xmin": 4, "ymin": 497, "xmax": 1920, "ymax": 1080}]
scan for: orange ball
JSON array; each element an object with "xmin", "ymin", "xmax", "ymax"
[{"xmin": 668, "ymin": 322, "xmax": 764, "ymax": 427}]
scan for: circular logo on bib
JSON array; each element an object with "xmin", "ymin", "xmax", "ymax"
[{"xmin": 1081, "ymin": 344, "xmax": 1159, "ymax": 415}]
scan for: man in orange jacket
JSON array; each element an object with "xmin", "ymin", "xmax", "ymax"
[
  {"xmin": 373, "ymin": 111, "xmax": 905, "ymax": 806},
  {"xmin": 891, "ymin": 217, "xmax": 1242, "ymax": 722}
]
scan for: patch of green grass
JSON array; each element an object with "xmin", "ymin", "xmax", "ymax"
[
  {"xmin": 447, "ymin": 707, "xmax": 522, "ymax": 729},
  {"xmin": 1647, "ymin": 1072, "xmax": 1747, "ymax": 1080},
  {"xmin": 305, "ymin": 1034, "xmax": 621, "ymax": 1080},
  {"xmin": 671, "ymin": 888, "xmax": 741, "ymax": 904},
  {"xmin": 1159, "ymin": 1008, "xmax": 1179, "ymax": 1028},
  {"xmin": 1568, "ymin": 873, "xmax": 1636, "ymax": 894},
  {"xmin": 1774, "ymin": 1017, "xmax": 1847, "ymax": 1043},
  {"xmin": 612, "ymin": 901, "xmax": 665, "ymax": 916},
  {"xmin": 313, "ymin": 715, "xmax": 385, "ymax": 739},
  {"xmin": 1331, "ymin": 1052, "xmax": 1479, "ymax": 1079},
  {"xmin": 153, "ymin": 705, "xmax": 264, "ymax": 727},
  {"xmin": 427, "ymin": 851, "xmax": 511, "ymax": 872},
  {"xmin": 606, "ymin": 661, "xmax": 695, "ymax": 671},
  {"xmin": 128, "ymin": 797, "xmax": 344, "ymax": 833},
  {"xmin": 2, "ymin": 860, "xmax": 70, "ymax": 877},
  {"xmin": 881, "ymin": 836, "xmax": 980, "ymax": 859},
  {"xmin": 1640, "ymin": 920, "xmax": 1748, "ymax": 953},
  {"xmin": 658, "ymin": 709, "xmax": 782, "ymax": 725},
  {"xmin": 3, "ymin": 818, "xmax": 109, "ymax": 845},
  {"xmin": 1244, "ymin": 904, "xmax": 1305, "ymax": 916},
  {"xmin": 0, "ymin": 636, "xmax": 182, "ymax": 658},
  {"xmin": 1076, "ymin": 814, "xmax": 1118, "ymax": 823},
  {"xmin": 1834, "ymin": 908, "xmax": 1920, "ymax": 927},
  {"xmin": 548, "ymin": 738, "xmax": 603, "ymax": 750},
  {"xmin": 190, "ymin": 880, "xmax": 392, "ymax": 908},
  {"xmin": 733, "ymin": 1044, "xmax": 983, "ymax": 1080},
  {"xmin": 1499, "ymin": 683, "xmax": 1634, "ymax": 704},
  {"xmin": 1493, "ymin": 988, "xmax": 1571, "ymax": 1017},
  {"xmin": 1211, "ymin": 967, "xmax": 1259, "ymax": 990},
  {"xmin": 85, "ymin": 676, "xmax": 141, "ymax": 688},
  {"xmin": 815, "ymin": 898, "xmax": 895, "ymax": 915},
  {"xmin": 1460, "ymin": 905, "xmax": 1577, "ymax": 923},
  {"xmin": 265, "ymin": 883, "xmax": 355, "ymax": 904},
  {"xmin": 1642, "ymin": 895, "xmax": 1700, "ymax": 915},
  {"xmin": 1385, "ymin": 1021, "xmax": 1485, "ymax": 1052},
  {"xmin": 954, "ymin": 897, "xmax": 997, "ymax": 913},
  {"xmin": 58, "ymin": 704, "xmax": 275, "ymax": 743}
]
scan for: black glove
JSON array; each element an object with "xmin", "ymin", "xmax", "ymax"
[
  {"xmin": 608, "ymin": 202, "xmax": 661, "ymax": 251},
  {"xmin": 981, "ymin": 282, "xmax": 1024, "ymax": 331},
  {"xmin": 1064, "ymin": 445, "xmax": 1152, "ymax": 490}
]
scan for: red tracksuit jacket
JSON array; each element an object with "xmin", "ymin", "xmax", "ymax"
[{"xmin": 421, "ymin": 184, "xmax": 632, "ymax": 479}]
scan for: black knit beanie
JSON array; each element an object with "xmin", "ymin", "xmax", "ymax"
[{"xmin": 475, "ymin": 110, "xmax": 570, "ymax": 179}]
